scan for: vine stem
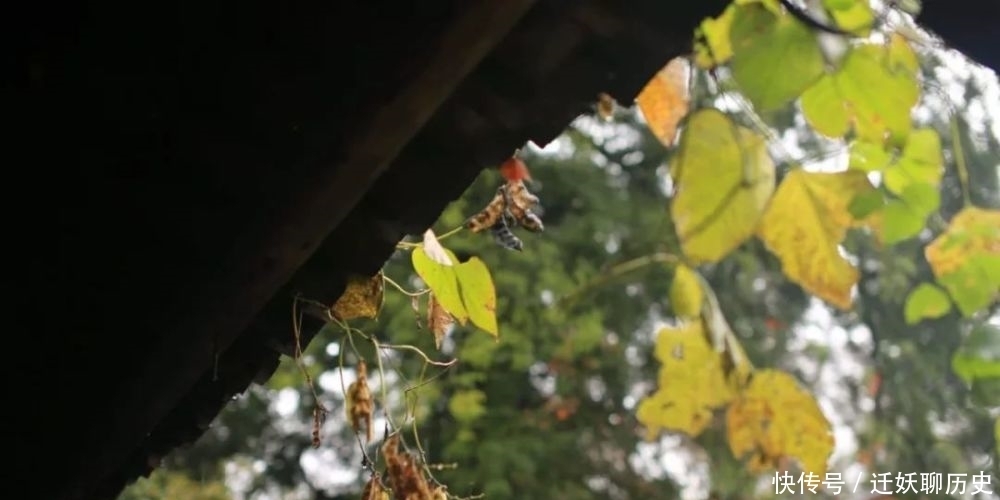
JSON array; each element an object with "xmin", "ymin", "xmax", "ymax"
[
  {"xmin": 379, "ymin": 342, "xmax": 458, "ymax": 367},
  {"xmin": 394, "ymin": 225, "xmax": 466, "ymax": 250},
  {"xmin": 383, "ymin": 274, "xmax": 430, "ymax": 297},
  {"xmin": 435, "ymin": 225, "xmax": 465, "ymax": 241},
  {"xmin": 560, "ymin": 252, "xmax": 681, "ymax": 308},
  {"xmin": 949, "ymin": 115, "xmax": 972, "ymax": 207}
]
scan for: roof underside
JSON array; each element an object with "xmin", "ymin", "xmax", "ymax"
[{"xmin": 12, "ymin": 1, "xmax": 996, "ymax": 499}]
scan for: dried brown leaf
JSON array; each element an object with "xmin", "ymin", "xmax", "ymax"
[
  {"xmin": 465, "ymin": 187, "xmax": 506, "ymax": 232},
  {"xmin": 637, "ymin": 57, "xmax": 690, "ymax": 147},
  {"xmin": 427, "ymin": 293, "xmax": 453, "ymax": 350},
  {"xmin": 410, "ymin": 294, "xmax": 423, "ymax": 330}
]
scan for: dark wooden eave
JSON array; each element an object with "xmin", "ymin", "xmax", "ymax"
[
  {"xmin": 11, "ymin": 1, "xmax": 995, "ymax": 499},
  {"xmin": 12, "ymin": 1, "xmax": 730, "ymax": 499}
]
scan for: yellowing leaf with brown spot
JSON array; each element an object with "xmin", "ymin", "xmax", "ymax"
[
  {"xmin": 925, "ymin": 207, "xmax": 1000, "ymax": 277},
  {"xmin": 636, "ymin": 322, "xmax": 736, "ymax": 439},
  {"xmin": 331, "ymin": 272, "xmax": 384, "ymax": 320},
  {"xmin": 455, "ymin": 257, "xmax": 499, "ymax": 338},
  {"xmin": 726, "ymin": 369, "xmax": 834, "ymax": 475},
  {"xmin": 670, "ymin": 264, "xmax": 704, "ymax": 319},
  {"xmin": 757, "ymin": 170, "xmax": 877, "ymax": 310},
  {"xmin": 670, "ymin": 109, "xmax": 776, "ymax": 264},
  {"xmin": 925, "ymin": 207, "xmax": 1000, "ymax": 316},
  {"xmin": 637, "ymin": 58, "xmax": 690, "ymax": 148}
]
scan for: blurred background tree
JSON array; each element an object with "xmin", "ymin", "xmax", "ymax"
[{"xmin": 119, "ymin": 34, "xmax": 1000, "ymax": 500}]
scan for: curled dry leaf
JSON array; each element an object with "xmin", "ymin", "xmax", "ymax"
[
  {"xmin": 637, "ymin": 57, "xmax": 690, "ymax": 147},
  {"xmin": 465, "ymin": 187, "xmax": 507, "ymax": 233},
  {"xmin": 504, "ymin": 181, "xmax": 544, "ymax": 232},
  {"xmin": 346, "ymin": 360, "xmax": 374, "ymax": 442},
  {"xmin": 490, "ymin": 214, "xmax": 524, "ymax": 251},
  {"xmin": 382, "ymin": 434, "xmax": 433, "ymax": 500},
  {"xmin": 427, "ymin": 293, "xmax": 453, "ymax": 350},
  {"xmin": 421, "ymin": 229, "xmax": 454, "ymax": 266},
  {"xmin": 331, "ymin": 272, "xmax": 385, "ymax": 321}
]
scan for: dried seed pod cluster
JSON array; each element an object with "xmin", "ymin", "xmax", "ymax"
[
  {"xmin": 466, "ymin": 179, "xmax": 544, "ymax": 251},
  {"xmin": 381, "ymin": 434, "xmax": 451, "ymax": 500},
  {"xmin": 346, "ymin": 360, "xmax": 374, "ymax": 442}
]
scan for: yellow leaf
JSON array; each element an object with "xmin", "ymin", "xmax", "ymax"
[
  {"xmin": 637, "ymin": 57, "xmax": 690, "ymax": 147},
  {"xmin": 825, "ymin": 0, "xmax": 874, "ymax": 35},
  {"xmin": 636, "ymin": 322, "xmax": 736, "ymax": 438},
  {"xmin": 756, "ymin": 170, "xmax": 877, "ymax": 310},
  {"xmin": 427, "ymin": 294, "xmax": 453, "ymax": 350},
  {"xmin": 726, "ymin": 369, "xmax": 834, "ymax": 475},
  {"xmin": 670, "ymin": 264, "xmax": 704, "ymax": 319},
  {"xmin": 331, "ymin": 272, "xmax": 384, "ymax": 321},
  {"xmin": 455, "ymin": 257, "xmax": 499, "ymax": 338},
  {"xmin": 693, "ymin": 5, "xmax": 737, "ymax": 68},
  {"xmin": 412, "ymin": 247, "xmax": 469, "ymax": 324},
  {"xmin": 670, "ymin": 109, "xmax": 776, "ymax": 264}
]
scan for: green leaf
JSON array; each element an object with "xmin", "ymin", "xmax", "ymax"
[
  {"xmin": 670, "ymin": 108, "xmax": 776, "ymax": 264},
  {"xmin": 455, "ymin": 257, "xmax": 499, "ymax": 338},
  {"xmin": 412, "ymin": 247, "xmax": 469, "ymax": 324},
  {"xmin": 800, "ymin": 75, "xmax": 850, "ymax": 138},
  {"xmin": 898, "ymin": 181, "xmax": 940, "ymax": 216},
  {"xmin": 847, "ymin": 190, "xmax": 884, "ymax": 220},
  {"xmin": 884, "ymin": 129, "xmax": 944, "ymax": 195},
  {"xmin": 801, "ymin": 43, "xmax": 919, "ymax": 143},
  {"xmin": 903, "ymin": 283, "xmax": 952, "ymax": 324},
  {"xmin": 729, "ymin": 4, "xmax": 825, "ymax": 111},
  {"xmin": 937, "ymin": 255, "xmax": 1000, "ymax": 316},
  {"xmin": 449, "ymin": 389, "xmax": 487, "ymax": 424},
  {"xmin": 881, "ymin": 200, "xmax": 925, "ymax": 245},
  {"xmin": 848, "ymin": 141, "xmax": 892, "ymax": 172},
  {"xmin": 570, "ymin": 310, "xmax": 606, "ymax": 355}
]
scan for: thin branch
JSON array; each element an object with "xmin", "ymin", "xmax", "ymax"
[
  {"xmin": 949, "ymin": 115, "xmax": 973, "ymax": 207},
  {"xmin": 559, "ymin": 252, "xmax": 681, "ymax": 309}
]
